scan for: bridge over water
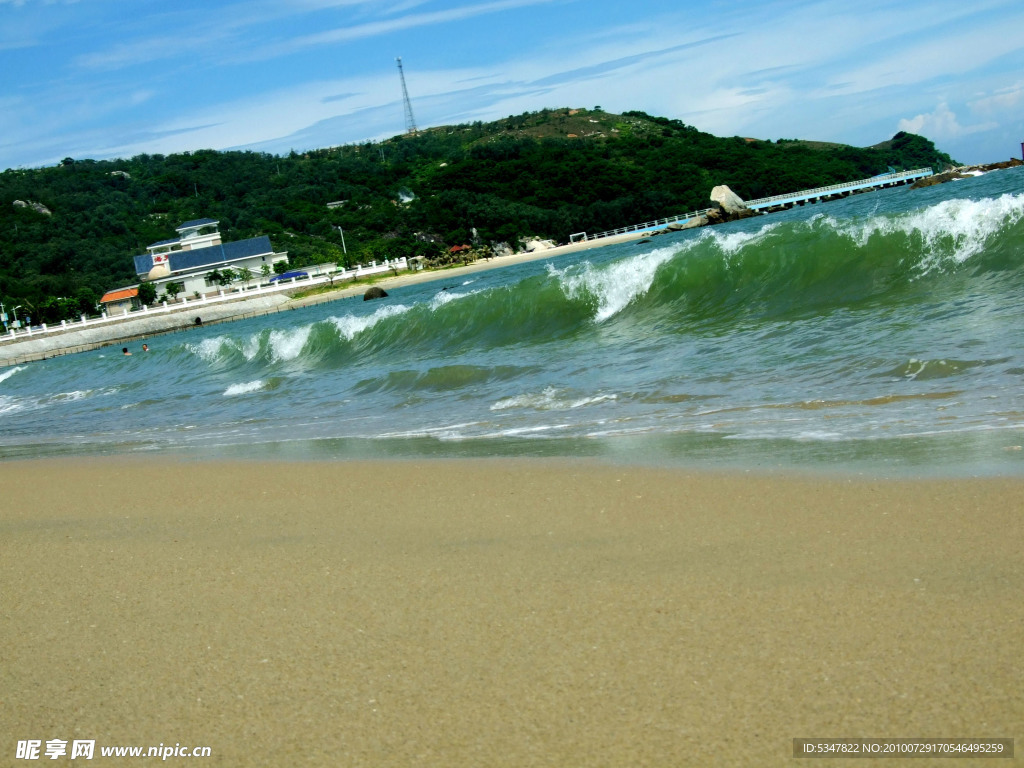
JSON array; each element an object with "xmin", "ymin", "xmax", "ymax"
[{"xmin": 572, "ymin": 167, "xmax": 933, "ymax": 243}]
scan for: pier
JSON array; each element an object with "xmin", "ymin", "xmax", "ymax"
[{"xmin": 573, "ymin": 167, "xmax": 933, "ymax": 243}]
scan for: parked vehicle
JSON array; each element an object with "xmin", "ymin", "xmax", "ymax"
[{"xmin": 269, "ymin": 270, "xmax": 309, "ymax": 283}]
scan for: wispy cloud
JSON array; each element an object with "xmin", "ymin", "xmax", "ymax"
[
  {"xmin": 74, "ymin": 30, "xmax": 232, "ymax": 70},
  {"xmin": 969, "ymin": 81, "xmax": 1024, "ymax": 114},
  {"xmin": 4, "ymin": 0, "xmax": 1023, "ymax": 168},
  {"xmin": 249, "ymin": 0, "xmax": 563, "ymax": 60},
  {"xmin": 529, "ymin": 36, "xmax": 737, "ymax": 89}
]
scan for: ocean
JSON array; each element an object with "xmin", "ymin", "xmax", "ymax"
[{"xmin": 2, "ymin": 167, "xmax": 1023, "ymax": 475}]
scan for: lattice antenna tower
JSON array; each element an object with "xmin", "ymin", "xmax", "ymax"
[{"xmin": 396, "ymin": 57, "xmax": 417, "ymax": 135}]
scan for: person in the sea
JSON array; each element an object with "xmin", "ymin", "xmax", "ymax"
[
  {"xmin": 122, "ymin": 347, "xmax": 131, "ymax": 356},
  {"xmin": 142, "ymin": 344, "xmax": 149, "ymax": 352}
]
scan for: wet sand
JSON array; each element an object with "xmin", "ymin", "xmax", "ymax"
[{"xmin": 2, "ymin": 459, "xmax": 1021, "ymax": 766}]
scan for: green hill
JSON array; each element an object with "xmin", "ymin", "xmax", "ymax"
[{"xmin": 0, "ymin": 108, "xmax": 957, "ymax": 323}]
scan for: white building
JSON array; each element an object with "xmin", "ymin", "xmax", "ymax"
[{"xmin": 131, "ymin": 219, "xmax": 288, "ymax": 298}]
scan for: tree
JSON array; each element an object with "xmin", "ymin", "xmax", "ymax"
[
  {"xmin": 137, "ymin": 282, "xmax": 157, "ymax": 305},
  {"xmin": 37, "ymin": 296, "xmax": 80, "ymax": 324},
  {"xmin": 273, "ymin": 260, "xmax": 290, "ymax": 275},
  {"xmin": 164, "ymin": 281, "xmax": 183, "ymax": 299},
  {"xmin": 0, "ymin": 111, "xmax": 960, "ymax": 314},
  {"xmin": 76, "ymin": 287, "xmax": 99, "ymax": 316}
]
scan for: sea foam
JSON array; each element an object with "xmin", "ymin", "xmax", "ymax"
[
  {"xmin": 266, "ymin": 325, "xmax": 313, "ymax": 362},
  {"xmin": 0, "ymin": 366, "xmax": 25, "ymax": 385},
  {"xmin": 491, "ymin": 386, "xmax": 617, "ymax": 411},
  {"xmin": 829, "ymin": 192, "xmax": 1024, "ymax": 273},
  {"xmin": 224, "ymin": 380, "xmax": 266, "ymax": 396},
  {"xmin": 329, "ymin": 303, "xmax": 411, "ymax": 341},
  {"xmin": 550, "ymin": 246, "xmax": 678, "ymax": 322},
  {"xmin": 187, "ymin": 336, "xmax": 237, "ymax": 362}
]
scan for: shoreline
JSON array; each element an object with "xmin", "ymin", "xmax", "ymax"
[
  {"xmin": 3, "ymin": 457, "xmax": 1021, "ymax": 766},
  {"xmin": 7, "ymin": 162, "xmax": 1023, "ymax": 367},
  {"xmin": 0, "ymin": 230, "xmax": 651, "ymax": 367}
]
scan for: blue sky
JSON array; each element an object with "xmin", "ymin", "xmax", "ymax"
[{"xmin": 2, "ymin": 0, "xmax": 1023, "ymax": 169}]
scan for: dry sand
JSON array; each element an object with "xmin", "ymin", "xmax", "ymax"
[
  {"xmin": 287, "ymin": 230, "xmax": 654, "ymax": 308},
  {"xmin": 2, "ymin": 459, "xmax": 1021, "ymax": 766}
]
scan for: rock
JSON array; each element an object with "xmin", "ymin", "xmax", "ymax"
[
  {"xmin": 705, "ymin": 207, "xmax": 726, "ymax": 224},
  {"xmin": 666, "ymin": 215, "xmax": 708, "ymax": 231},
  {"xmin": 363, "ymin": 286, "xmax": 388, "ymax": 301},
  {"xmin": 710, "ymin": 185, "xmax": 748, "ymax": 214},
  {"xmin": 13, "ymin": 199, "xmax": 52, "ymax": 215},
  {"xmin": 708, "ymin": 185, "xmax": 759, "ymax": 222},
  {"xmin": 491, "ymin": 242, "xmax": 514, "ymax": 258},
  {"xmin": 523, "ymin": 238, "xmax": 557, "ymax": 252},
  {"xmin": 912, "ymin": 158, "xmax": 1023, "ymax": 189},
  {"xmin": 912, "ymin": 170, "xmax": 971, "ymax": 188}
]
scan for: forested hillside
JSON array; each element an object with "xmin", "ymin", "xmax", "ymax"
[{"xmin": 0, "ymin": 107, "xmax": 957, "ymax": 323}]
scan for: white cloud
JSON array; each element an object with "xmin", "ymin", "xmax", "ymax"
[
  {"xmin": 6, "ymin": 0, "xmax": 1024, "ymax": 168},
  {"xmin": 897, "ymin": 102, "xmax": 996, "ymax": 139}
]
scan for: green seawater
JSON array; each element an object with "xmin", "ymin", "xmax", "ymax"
[{"xmin": 2, "ymin": 168, "xmax": 1023, "ymax": 476}]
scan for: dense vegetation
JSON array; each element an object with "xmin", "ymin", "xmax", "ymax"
[{"xmin": 0, "ymin": 108, "xmax": 957, "ymax": 324}]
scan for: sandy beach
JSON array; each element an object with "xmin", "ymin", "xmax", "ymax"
[{"xmin": 2, "ymin": 458, "xmax": 1020, "ymax": 766}]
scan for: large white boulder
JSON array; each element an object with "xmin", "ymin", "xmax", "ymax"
[
  {"xmin": 523, "ymin": 238, "xmax": 557, "ymax": 253},
  {"xmin": 709, "ymin": 185, "xmax": 749, "ymax": 214}
]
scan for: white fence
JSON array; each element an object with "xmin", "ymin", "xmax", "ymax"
[
  {"xmin": 580, "ymin": 168, "xmax": 934, "ymax": 242},
  {"xmin": 1, "ymin": 258, "xmax": 407, "ymax": 345},
  {"xmin": 744, "ymin": 168, "xmax": 932, "ymax": 209}
]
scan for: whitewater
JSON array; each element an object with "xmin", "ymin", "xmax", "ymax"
[{"xmin": 1, "ymin": 168, "xmax": 1022, "ymax": 474}]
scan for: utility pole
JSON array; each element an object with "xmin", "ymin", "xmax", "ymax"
[{"xmin": 396, "ymin": 57, "xmax": 417, "ymax": 135}]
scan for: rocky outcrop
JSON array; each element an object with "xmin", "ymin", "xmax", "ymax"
[
  {"xmin": 707, "ymin": 185, "xmax": 760, "ymax": 223},
  {"xmin": 363, "ymin": 286, "xmax": 388, "ymax": 301},
  {"xmin": 912, "ymin": 158, "xmax": 1023, "ymax": 188},
  {"xmin": 491, "ymin": 242, "xmax": 515, "ymax": 258},
  {"xmin": 665, "ymin": 215, "xmax": 708, "ymax": 231},
  {"xmin": 523, "ymin": 238, "xmax": 557, "ymax": 252},
  {"xmin": 653, "ymin": 185, "xmax": 759, "ymax": 236},
  {"xmin": 12, "ymin": 200, "xmax": 52, "ymax": 215},
  {"xmin": 710, "ymin": 185, "xmax": 747, "ymax": 214}
]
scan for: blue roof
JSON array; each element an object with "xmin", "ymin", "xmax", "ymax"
[
  {"xmin": 177, "ymin": 218, "xmax": 219, "ymax": 231},
  {"xmin": 147, "ymin": 237, "xmax": 180, "ymax": 248},
  {"xmin": 134, "ymin": 236, "xmax": 274, "ymax": 276},
  {"xmin": 170, "ymin": 236, "xmax": 274, "ymax": 272}
]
